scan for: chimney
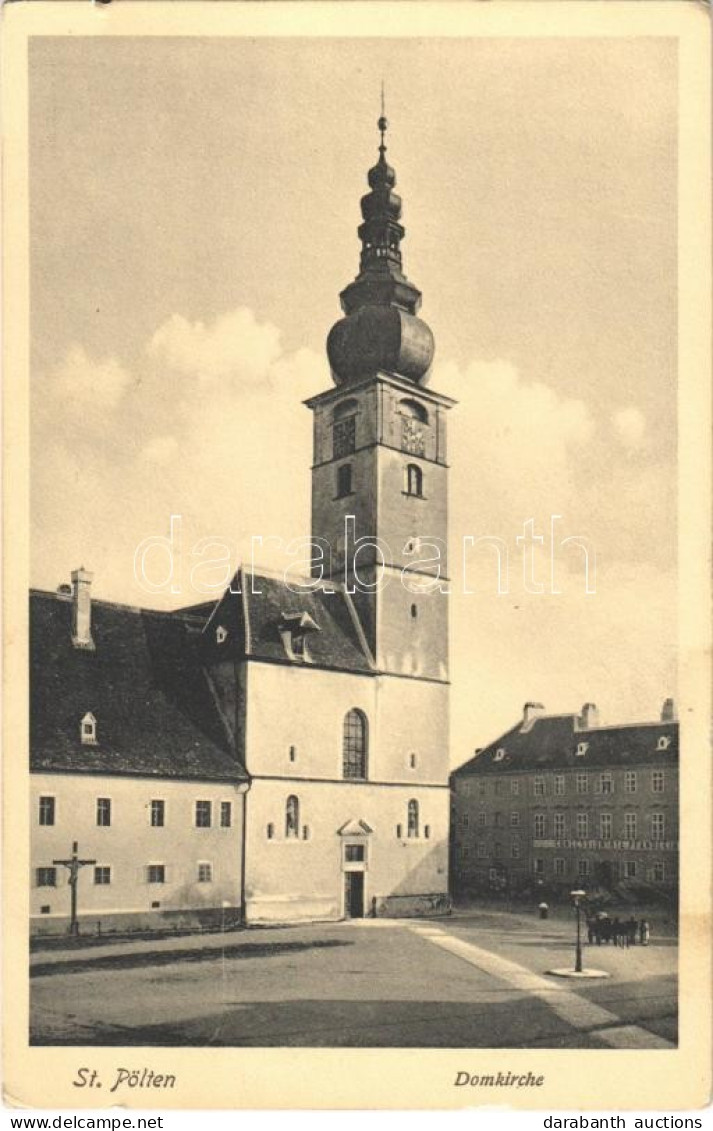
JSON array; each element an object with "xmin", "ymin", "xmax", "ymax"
[
  {"xmin": 71, "ymin": 567, "xmax": 95, "ymax": 650},
  {"xmin": 661, "ymin": 697, "xmax": 676, "ymax": 722},
  {"xmin": 521, "ymin": 702, "xmax": 545, "ymax": 730},
  {"xmin": 579, "ymin": 702, "xmax": 599, "ymax": 730}
]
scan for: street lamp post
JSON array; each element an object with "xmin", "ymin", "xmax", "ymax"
[{"xmin": 570, "ymin": 888, "xmax": 586, "ymax": 973}]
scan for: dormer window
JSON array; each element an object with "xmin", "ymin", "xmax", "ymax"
[
  {"xmin": 81, "ymin": 712, "xmax": 97, "ymax": 746},
  {"xmin": 657, "ymin": 736, "xmax": 672, "ymax": 751},
  {"xmin": 576, "ymin": 741, "xmax": 589, "ymax": 757},
  {"xmin": 279, "ymin": 611, "xmax": 320, "ymax": 663},
  {"xmin": 216, "ymin": 625, "xmax": 228, "ymax": 645},
  {"xmin": 494, "ymin": 748, "xmax": 506, "ymax": 762}
]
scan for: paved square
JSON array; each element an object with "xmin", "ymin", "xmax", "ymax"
[{"xmin": 30, "ymin": 910, "xmax": 677, "ymax": 1048}]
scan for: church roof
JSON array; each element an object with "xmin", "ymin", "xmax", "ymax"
[
  {"xmin": 30, "ymin": 591, "xmax": 247, "ymax": 783},
  {"xmin": 185, "ymin": 568, "xmax": 375, "ymax": 674},
  {"xmin": 453, "ymin": 713, "xmax": 679, "ymax": 778}
]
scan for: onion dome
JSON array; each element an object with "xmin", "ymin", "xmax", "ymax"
[{"xmin": 327, "ymin": 114, "xmax": 434, "ymax": 386}]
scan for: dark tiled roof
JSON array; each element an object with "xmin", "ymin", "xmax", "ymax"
[
  {"xmin": 184, "ymin": 569, "xmax": 374, "ymax": 674},
  {"xmin": 453, "ymin": 714, "xmax": 679, "ymax": 777},
  {"xmin": 30, "ymin": 592, "xmax": 247, "ymax": 782}
]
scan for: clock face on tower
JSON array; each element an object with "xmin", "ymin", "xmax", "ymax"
[{"xmin": 401, "ymin": 415, "xmax": 425, "ymax": 456}]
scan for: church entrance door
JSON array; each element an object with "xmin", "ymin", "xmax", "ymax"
[{"xmin": 344, "ymin": 871, "xmax": 365, "ymax": 919}]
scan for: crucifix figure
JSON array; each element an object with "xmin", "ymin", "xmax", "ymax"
[{"xmin": 52, "ymin": 841, "xmax": 96, "ymax": 936}]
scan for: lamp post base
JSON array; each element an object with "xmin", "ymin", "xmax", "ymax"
[{"xmin": 546, "ymin": 967, "xmax": 611, "ymax": 980}]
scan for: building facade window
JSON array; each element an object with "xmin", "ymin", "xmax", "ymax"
[
  {"xmin": 494, "ymin": 812, "xmax": 504, "ymax": 828},
  {"xmin": 494, "ymin": 780, "xmax": 505, "ymax": 796},
  {"xmin": 38, "ymin": 796, "xmax": 55, "ymax": 826},
  {"xmin": 96, "ymin": 798, "xmax": 111, "ymax": 827},
  {"xmin": 624, "ymin": 812, "xmax": 637, "ymax": 838},
  {"xmin": 623, "ymin": 860, "xmax": 637, "ymax": 880},
  {"xmin": 493, "ymin": 842, "xmax": 503, "ymax": 858},
  {"xmin": 511, "ymin": 779, "xmax": 520, "ymax": 796},
  {"xmin": 510, "ymin": 811, "xmax": 520, "ymax": 827},
  {"xmin": 195, "ymin": 801, "xmax": 212, "ymax": 828},
  {"xmin": 220, "ymin": 801, "xmax": 232, "ymax": 828},
  {"xmin": 554, "ymin": 858, "xmax": 566, "ymax": 877},
  {"xmin": 336, "ymin": 464, "xmax": 353, "ymax": 498},
  {"xmin": 407, "ymin": 799, "xmax": 420, "ymax": 838},
  {"xmin": 651, "ymin": 812, "xmax": 665, "ymax": 839},
  {"xmin": 578, "ymin": 859, "xmax": 591, "ymax": 877},
  {"xmin": 652, "ymin": 771, "xmax": 665, "ymax": 794},
  {"xmin": 534, "ymin": 813, "xmax": 546, "ymax": 838},
  {"xmin": 197, "ymin": 863, "xmax": 213, "ymax": 883},
  {"xmin": 533, "ymin": 776, "xmax": 545, "ymax": 797},
  {"xmin": 534, "ymin": 858, "xmax": 544, "ymax": 875},
  {"xmin": 286, "ymin": 795, "xmax": 300, "ymax": 839},
  {"xmin": 478, "ymin": 811, "xmax": 487, "ymax": 827},
  {"xmin": 625, "ymin": 771, "xmax": 638, "ymax": 794},
  {"xmin": 342, "ymin": 708, "xmax": 368, "ymax": 779},
  {"xmin": 553, "ymin": 813, "xmax": 566, "ymax": 838},
  {"xmin": 147, "ymin": 864, "xmax": 165, "ymax": 884},
  {"xmin": 576, "ymin": 773, "xmax": 588, "ymax": 794},
  {"xmin": 36, "ymin": 867, "xmax": 57, "ymax": 887},
  {"xmin": 652, "ymin": 862, "xmax": 665, "ymax": 882},
  {"xmin": 511, "ymin": 838, "xmax": 520, "ymax": 859},
  {"xmin": 554, "ymin": 775, "xmax": 565, "ymax": 796},
  {"xmin": 600, "ymin": 813, "xmax": 613, "ymax": 838},
  {"xmin": 150, "ymin": 800, "xmax": 165, "ymax": 827},
  {"xmin": 477, "ymin": 842, "xmax": 488, "ymax": 859},
  {"xmin": 576, "ymin": 812, "xmax": 589, "ymax": 837},
  {"xmin": 598, "ymin": 772, "xmax": 613, "ymax": 795},
  {"xmin": 404, "ymin": 463, "xmax": 424, "ymax": 498},
  {"xmin": 94, "ymin": 866, "xmax": 111, "ymax": 885}
]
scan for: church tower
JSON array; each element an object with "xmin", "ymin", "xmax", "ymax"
[{"xmin": 306, "ymin": 115, "xmax": 454, "ymax": 681}]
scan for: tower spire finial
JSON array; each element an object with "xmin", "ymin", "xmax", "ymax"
[{"xmin": 378, "ymin": 81, "xmax": 388, "ymax": 156}]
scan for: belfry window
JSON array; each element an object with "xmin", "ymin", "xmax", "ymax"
[
  {"xmin": 286, "ymin": 796, "xmax": 300, "ymax": 839},
  {"xmin": 407, "ymin": 799, "xmax": 420, "ymax": 838},
  {"xmin": 404, "ymin": 463, "xmax": 424, "ymax": 498},
  {"xmin": 342, "ymin": 709, "xmax": 368, "ymax": 780},
  {"xmin": 336, "ymin": 464, "xmax": 353, "ymax": 498},
  {"xmin": 332, "ymin": 399, "xmax": 358, "ymax": 459}
]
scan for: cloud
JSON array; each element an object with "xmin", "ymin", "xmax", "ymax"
[
  {"xmin": 48, "ymin": 345, "xmax": 132, "ymax": 409},
  {"xmin": 147, "ymin": 307, "xmax": 284, "ymax": 387},
  {"xmin": 612, "ymin": 406, "xmax": 646, "ymax": 449}
]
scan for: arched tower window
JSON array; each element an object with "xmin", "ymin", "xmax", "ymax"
[
  {"xmin": 286, "ymin": 795, "xmax": 300, "ymax": 839},
  {"xmin": 332, "ymin": 399, "xmax": 358, "ymax": 460},
  {"xmin": 404, "ymin": 463, "xmax": 424, "ymax": 498},
  {"xmin": 336, "ymin": 464, "xmax": 353, "ymax": 498},
  {"xmin": 399, "ymin": 398, "xmax": 429, "ymax": 424},
  {"xmin": 342, "ymin": 709, "xmax": 368, "ymax": 780},
  {"xmin": 407, "ymin": 799, "xmax": 420, "ymax": 838}
]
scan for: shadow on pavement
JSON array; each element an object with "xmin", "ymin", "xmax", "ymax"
[
  {"xmin": 30, "ymin": 938, "xmax": 352, "ymax": 979},
  {"xmin": 30, "ymin": 991, "xmax": 676, "ymax": 1049}
]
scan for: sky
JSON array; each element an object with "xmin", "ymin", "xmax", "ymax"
[{"xmin": 29, "ymin": 35, "xmax": 677, "ymax": 761}]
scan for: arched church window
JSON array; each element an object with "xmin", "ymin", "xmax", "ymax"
[
  {"xmin": 407, "ymin": 799, "xmax": 420, "ymax": 838},
  {"xmin": 405, "ymin": 463, "xmax": 424, "ymax": 498},
  {"xmin": 285, "ymin": 796, "xmax": 300, "ymax": 839},
  {"xmin": 399, "ymin": 398, "xmax": 428, "ymax": 424},
  {"xmin": 342, "ymin": 709, "xmax": 368, "ymax": 780},
  {"xmin": 336, "ymin": 464, "xmax": 352, "ymax": 498}
]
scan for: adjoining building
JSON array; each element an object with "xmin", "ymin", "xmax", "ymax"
[
  {"xmin": 450, "ymin": 700, "xmax": 678, "ymax": 902},
  {"xmin": 30, "ymin": 571, "xmax": 249, "ymax": 935},
  {"xmin": 30, "ymin": 116, "xmax": 453, "ymax": 932}
]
